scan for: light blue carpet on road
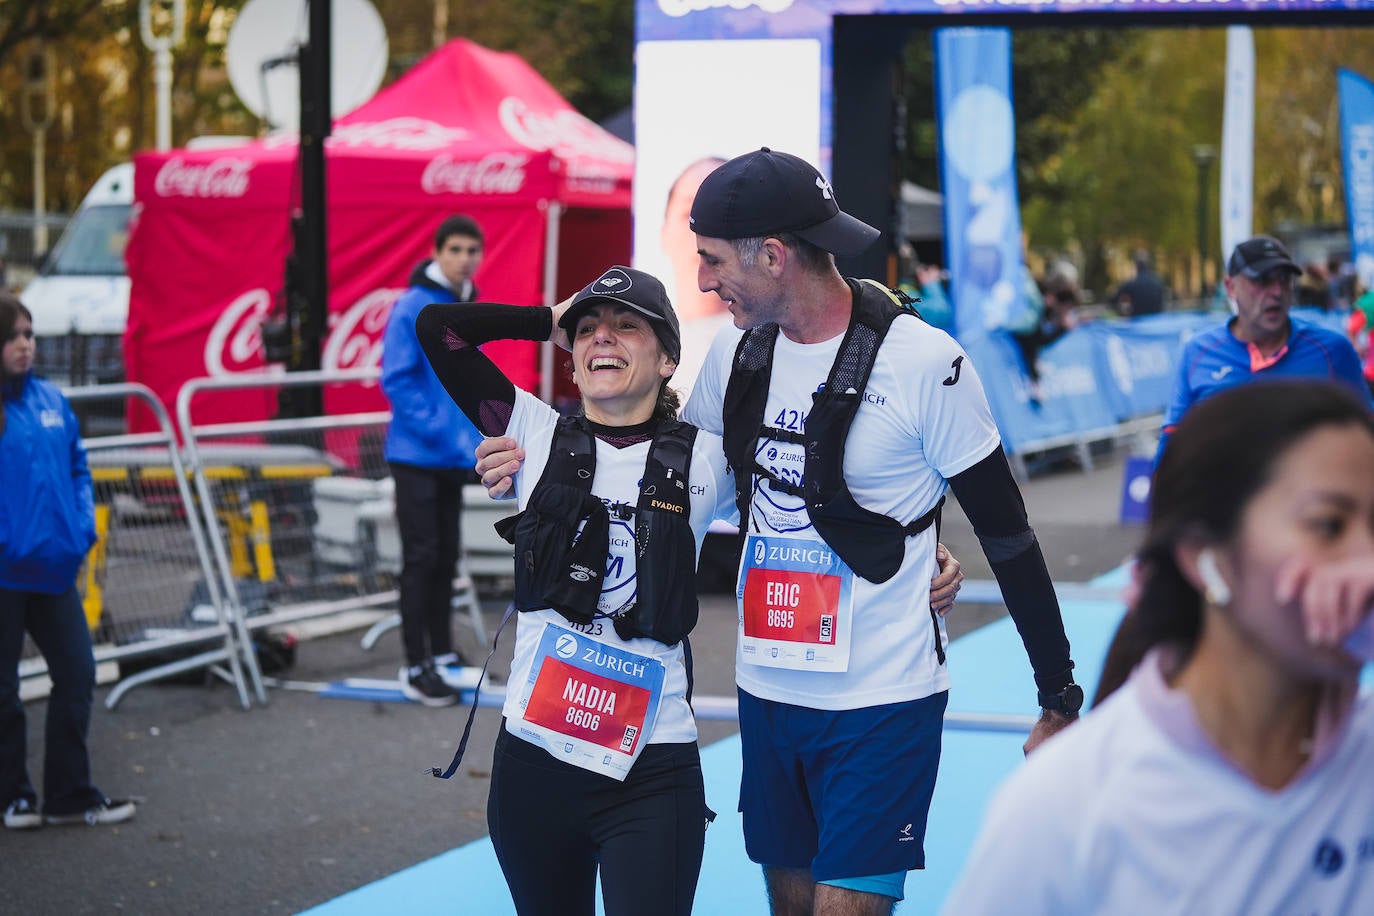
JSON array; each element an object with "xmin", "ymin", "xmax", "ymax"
[{"xmin": 294, "ymin": 566, "xmax": 1144, "ymax": 914}]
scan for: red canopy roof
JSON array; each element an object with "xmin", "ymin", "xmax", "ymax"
[
  {"xmin": 126, "ymin": 39, "xmax": 633, "ymax": 430},
  {"xmin": 328, "ymin": 37, "xmax": 633, "ymax": 208}
]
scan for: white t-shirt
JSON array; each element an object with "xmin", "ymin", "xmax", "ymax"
[
  {"xmin": 682, "ymin": 313, "xmax": 1000, "ymax": 710},
  {"xmin": 501, "ymin": 389, "xmax": 735, "ymax": 753},
  {"xmin": 942, "ymin": 654, "xmax": 1374, "ymax": 916}
]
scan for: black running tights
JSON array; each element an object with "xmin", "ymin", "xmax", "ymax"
[{"xmin": 487, "ymin": 727, "xmax": 707, "ymax": 916}]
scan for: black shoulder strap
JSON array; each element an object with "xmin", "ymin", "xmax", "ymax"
[
  {"xmin": 494, "ymin": 415, "xmax": 597, "ymax": 544},
  {"xmin": 823, "ymin": 279, "xmax": 911, "ymax": 399},
  {"xmin": 636, "ymin": 419, "xmax": 698, "ymax": 518},
  {"xmin": 541, "ymin": 415, "xmax": 597, "ymax": 490},
  {"xmin": 722, "ymin": 324, "xmax": 781, "ymax": 529}
]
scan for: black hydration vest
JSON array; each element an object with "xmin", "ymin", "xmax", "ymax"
[
  {"xmin": 496, "ymin": 415, "xmax": 701, "ymax": 646},
  {"xmin": 722, "ymin": 278, "xmax": 944, "ymax": 585}
]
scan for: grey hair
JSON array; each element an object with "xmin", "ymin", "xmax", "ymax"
[{"xmin": 730, "ymin": 233, "xmax": 834, "ymax": 273}]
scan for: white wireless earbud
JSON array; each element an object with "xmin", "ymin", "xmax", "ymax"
[{"xmin": 1197, "ymin": 549, "xmax": 1231, "ymax": 606}]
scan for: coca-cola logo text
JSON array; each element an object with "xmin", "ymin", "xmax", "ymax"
[
  {"xmin": 205, "ymin": 288, "xmax": 273, "ymax": 376},
  {"xmin": 421, "ymin": 153, "xmax": 528, "ymax": 195},
  {"xmin": 321, "ymin": 289, "xmax": 398, "ymax": 374},
  {"xmin": 203, "ymin": 287, "xmax": 401, "ymax": 378},
  {"xmin": 155, "ymin": 157, "xmax": 254, "ymax": 198},
  {"xmin": 498, "ymin": 97, "xmax": 633, "ymax": 164}
]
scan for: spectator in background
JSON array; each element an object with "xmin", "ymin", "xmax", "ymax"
[
  {"xmin": 1014, "ymin": 272, "xmax": 1081, "ymax": 398},
  {"xmin": 944, "ymin": 380, "xmax": 1374, "ymax": 914},
  {"xmin": 380, "ymin": 215, "xmax": 485, "ymax": 706},
  {"xmin": 1296, "ymin": 260, "xmax": 1331, "ymax": 310},
  {"xmin": 2, "ymin": 292, "xmax": 136, "ymax": 830},
  {"xmin": 1327, "ymin": 254, "xmax": 1357, "ymax": 311},
  {"xmin": 896, "ymin": 258, "xmax": 954, "ymax": 334},
  {"xmin": 1156, "ymin": 235, "xmax": 1372, "ymax": 462},
  {"xmin": 1111, "ymin": 250, "xmax": 1170, "ymax": 317},
  {"xmin": 1347, "ymin": 278, "xmax": 1374, "ymax": 395}
]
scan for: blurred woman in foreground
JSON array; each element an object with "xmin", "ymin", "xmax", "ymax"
[{"xmin": 944, "ymin": 380, "xmax": 1374, "ymax": 914}]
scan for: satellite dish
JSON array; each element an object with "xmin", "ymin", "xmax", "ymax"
[{"xmin": 226, "ymin": 0, "xmax": 388, "ymax": 130}]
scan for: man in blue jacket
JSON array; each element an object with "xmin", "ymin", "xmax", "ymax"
[
  {"xmin": 1157, "ymin": 235, "xmax": 1374, "ymax": 463},
  {"xmin": 381, "ymin": 216, "xmax": 485, "ymax": 706}
]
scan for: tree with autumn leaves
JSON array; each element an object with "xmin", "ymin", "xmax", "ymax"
[{"xmin": 1, "ymin": 2, "xmax": 1372, "ymax": 296}]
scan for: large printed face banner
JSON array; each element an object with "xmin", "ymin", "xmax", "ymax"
[{"xmin": 633, "ymin": 38, "xmax": 822, "ymax": 399}]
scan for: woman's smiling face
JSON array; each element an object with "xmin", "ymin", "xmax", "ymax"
[{"xmin": 570, "ymin": 304, "xmax": 675, "ymax": 424}]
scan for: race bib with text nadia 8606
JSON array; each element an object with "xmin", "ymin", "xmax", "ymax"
[
  {"xmin": 737, "ymin": 533, "xmax": 855, "ymax": 673},
  {"xmin": 514, "ymin": 622, "xmax": 666, "ymax": 781}
]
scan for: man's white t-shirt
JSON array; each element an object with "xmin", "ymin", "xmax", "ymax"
[
  {"xmin": 943, "ymin": 654, "xmax": 1374, "ymax": 915},
  {"xmin": 682, "ymin": 313, "xmax": 1001, "ymax": 710},
  {"xmin": 501, "ymin": 389, "xmax": 735, "ymax": 755}
]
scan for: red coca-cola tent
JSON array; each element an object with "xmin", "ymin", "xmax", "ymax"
[{"xmin": 124, "ymin": 38, "xmax": 633, "ymax": 431}]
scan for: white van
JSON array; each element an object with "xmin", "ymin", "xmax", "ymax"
[{"xmin": 19, "ymin": 162, "xmax": 133, "ymax": 384}]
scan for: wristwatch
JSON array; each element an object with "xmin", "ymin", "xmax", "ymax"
[{"xmin": 1037, "ymin": 683, "xmax": 1085, "ymax": 717}]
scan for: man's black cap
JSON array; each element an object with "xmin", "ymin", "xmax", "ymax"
[
  {"xmin": 1227, "ymin": 235, "xmax": 1301, "ymax": 279},
  {"xmin": 558, "ymin": 267, "xmax": 681, "ymax": 363},
  {"xmin": 689, "ymin": 147, "xmax": 881, "ymax": 257}
]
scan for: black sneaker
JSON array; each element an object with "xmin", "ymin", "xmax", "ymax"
[
  {"xmin": 4, "ymin": 798, "xmax": 41, "ymax": 830},
  {"xmin": 401, "ymin": 662, "xmax": 459, "ymax": 707},
  {"xmin": 44, "ymin": 798, "xmax": 136, "ymax": 827}
]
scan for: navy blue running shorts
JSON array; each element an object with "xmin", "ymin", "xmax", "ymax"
[{"xmin": 736, "ymin": 687, "xmax": 948, "ymax": 885}]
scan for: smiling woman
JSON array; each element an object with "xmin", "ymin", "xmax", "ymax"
[{"xmin": 414, "ymin": 266, "xmax": 736, "ymax": 916}]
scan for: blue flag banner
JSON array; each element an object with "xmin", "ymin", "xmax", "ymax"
[
  {"xmin": 935, "ymin": 28, "xmax": 1024, "ymax": 344},
  {"xmin": 1339, "ymin": 68, "xmax": 1374, "ymax": 289},
  {"xmin": 966, "ymin": 312, "xmax": 1222, "ymax": 456}
]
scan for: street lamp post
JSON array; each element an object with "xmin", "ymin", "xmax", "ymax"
[
  {"xmin": 1311, "ymin": 174, "xmax": 1331, "ymax": 227},
  {"xmin": 140, "ymin": 0, "xmax": 186, "ymax": 151},
  {"xmin": 20, "ymin": 47, "xmax": 54, "ymax": 257},
  {"xmin": 1192, "ymin": 144, "xmax": 1218, "ymax": 299}
]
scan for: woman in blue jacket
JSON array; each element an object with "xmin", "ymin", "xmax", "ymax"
[{"xmin": 1, "ymin": 292, "xmax": 134, "ymax": 829}]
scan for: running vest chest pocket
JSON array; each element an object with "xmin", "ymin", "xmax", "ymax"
[
  {"xmin": 497, "ymin": 416, "xmax": 701, "ymax": 646},
  {"xmin": 723, "ymin": 279, "xmax": 941, "ymax": 584}
]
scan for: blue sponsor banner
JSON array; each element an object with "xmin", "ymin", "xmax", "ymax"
[
  {"xmin": 935, "ymin": 28, "xmax": 1023, "ymax": 344},
  {"xmin": 1290, "ymin": 306, "xmax": 1354, "ymax": 336},
  {"xmin": 966, "ymin": 313, "xmax": 1220, "ymax": 455},
  {"xmin": 964, "ymin": 330, "xmax": 1114, "ymax": 454},
  {"xmin": 1086, "ymin": 313, "xmax": 1212, "ymax": 421},
  {"xmin": 1339, "ymin": 68, "xmax": 1374, "ymax": 289}
]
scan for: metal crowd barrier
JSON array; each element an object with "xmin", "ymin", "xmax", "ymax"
[
  {"xmin": 63, "ymin": 384, "xmax": 254, "ymax": 710},
  {"xmin": 175, "ymin": 368, "xmax": 495, "ymax": 705}
]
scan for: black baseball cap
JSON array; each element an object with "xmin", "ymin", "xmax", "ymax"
[
  {"xmin": 1227, "ymin": 235, "xmax": 1301, "ymax": 279},
  {"xmin": 689, "ymin": 147, "xmax": 881, "ymax": 257},
  {"xmin": 558, "ymin": 267, "xmax": 681, "ymax": 362}
]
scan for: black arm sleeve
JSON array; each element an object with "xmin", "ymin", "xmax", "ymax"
[
  {"xmin": 415, "ymin": 302, "xmax": 553, "ymax": 436},
  {"xmin": 946, "ymin": 446, "xmax": 1075, "ymax": 695}
]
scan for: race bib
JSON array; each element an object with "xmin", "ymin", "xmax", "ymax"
[
  {"xmin": 737, "ymin": 533, "xmax": 855, "ymax": 672},
  {"xmin": 514, "ymin": 623, "xmax": 665, "ymax": 781}
]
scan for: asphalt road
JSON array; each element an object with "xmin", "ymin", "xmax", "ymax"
[{"xmin": 4, "ymin": 446, "xmax": 1145, "ymax": 915}]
